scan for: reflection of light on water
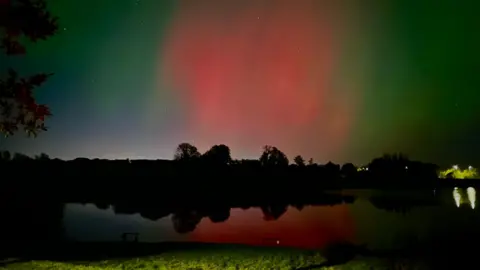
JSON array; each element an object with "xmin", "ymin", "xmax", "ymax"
[
  {"xmin": 453, "ymin": 187, "xmax": 462, "ymax": 208},
  {"xmin": 452, "ymin": 187, "xmax": 477, "ymax": 209},
  {"xmin": 467, "ymin": 187, "xmax": 476, "ymax": 209}
]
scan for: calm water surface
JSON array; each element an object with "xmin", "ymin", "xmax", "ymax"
[{"xmin": 64, "ymin": 188, "xmax": 479, "ymax": 250}]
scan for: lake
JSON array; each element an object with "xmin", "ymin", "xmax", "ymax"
[{"xmin": 63, "ymin": 187, "xmax": 479, "ymax": 251}]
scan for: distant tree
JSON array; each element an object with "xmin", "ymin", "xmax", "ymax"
[
  {"xmin": 307, "ymin": 158, "xmax": 314, "ymax": 166},
  {"xmin": 368, "ymin": 153, "xmax": 410, "ymax": 178},
  {"xmin": 0, "ymin": 149, "xmax": 11, "ymax": 160},
  {"xmin": 259, "ymin": 145, "xmax": 289, "ymax": 167},
  {"xmin": 202, "ymin": 144, "xmax": 231, "ymax": 165},
  {"xmin": 34, "ymin": 152, "xmax": 49, "ymax": 160},
  {"xmin": 74, "ymin": 157, "xmax": 90, "ymax": 162},
  {"xmin": 0, "ymin": 0, "xmax": 59, "ymax": 137},
  {"xmin": 293, "ymin": 155, "xmax": 305, "ymax": 166},
  {"xmin": 174, "ymin": 143, "xmax": 201, "ymax": 161},
  {"xmin": 341, "ymin": 163, "xmax": 357, "ymax": 178},
  {"xmin": 324, "ymin": 161, "xmax": 341, "ymax": 176},
  {"xmin": 12, "ymin": 152, "xmax": 31, "ymax": 161},
  {"xmin": 230, "ymin": 159, "xmax": 241, "ymax": 166}
]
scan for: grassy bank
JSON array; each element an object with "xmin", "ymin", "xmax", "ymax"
[{"xmin": 0, "ymin": 242, "xmax": 408, "ymax": 270}]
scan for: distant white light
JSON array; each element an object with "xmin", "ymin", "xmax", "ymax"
[
  {"xmin": 276, "ymin": 240, "xmax": 280, "ymax": 245},
  {"xmin": 405, "ymin": 166, "xmax": 408, "ymax": 169},
  {"xmin": 453, "ymin": 165, "xmax": 459, "ymax": 170},
  {"xmin": 366, "ymin": 167, "xmax": 369, "ymax": 171},
  {"xmin": 468, "ymin": 166, "xmax": 473, "ymax": 170}
]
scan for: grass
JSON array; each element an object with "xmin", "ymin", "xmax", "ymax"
[{"xmin": 0, "ymin": 242, "xmax": 404, "ymax": 270}]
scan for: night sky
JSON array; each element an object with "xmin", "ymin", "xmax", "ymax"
[{"xmin": 2, "ymin": 0, "xmax": 479, "ymax": 167}]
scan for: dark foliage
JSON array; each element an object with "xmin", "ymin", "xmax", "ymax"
[{"xmin": 0, "ymin": 0, "xmax": 58, "ymax": 137}]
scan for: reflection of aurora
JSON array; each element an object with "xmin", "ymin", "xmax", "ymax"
[
  {"xmin": 453, "ymin": 187, "xmax": 476, "ymax": 209},
  {"xmin": 189, "ymin": 205, "xmax": 355, "ymax": 249},
  {"xmin": 109, "ymin": 197, "xmax": 356, "ymax": 249}
]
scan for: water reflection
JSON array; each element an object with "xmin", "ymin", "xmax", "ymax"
[
  {"xmin": 5, "ymin": 189, "xmax": 480, "ymax": 253},
  {"xmin": 189, "ymin": 205, "xmax": 355, "ymax": 249},
  {"xmin": 453, "ymin": 187, "xmax": 476, "ymax": 209},
  {"xmin": 467, "ymin": 187, "xmax": 476, "ymax": 209},
  {"xmin": 453, "ymin": 187, "xmax": 462, "ymax": 207},
  {"xmin": 61, "ymin": 189, "xmax": 480, "ymax": 251}
]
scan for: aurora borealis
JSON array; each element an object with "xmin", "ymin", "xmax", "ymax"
[{"xmin": 2, "ymin": 0, "xmax": 479, "ymax": 166}]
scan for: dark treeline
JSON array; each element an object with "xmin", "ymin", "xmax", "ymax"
[{"xmin": 0, "ymin": 143, "xmax": 468, "ymax": 205}]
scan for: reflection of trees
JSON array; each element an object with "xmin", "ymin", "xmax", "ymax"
[
  {"xmin": 94, "ymin": 202, "xmax": 109, "ymax": 210},
  {"xmin": 313, "ymin": 194, "xmax": 355, "ymax": 206},
  {"xmin": 170, "ymin": 208, "xmax": 231, "ymax": 233},
  {"xmin": 172, "ymin": 210, "xmax": 203, "ymax": 234},
  {"xmin": 208, "ymin": 207, "xmax": 230, "ymax": 223},
  {"xmin": 369, "ymin": 195, "xmax": 437, "ymax": 214},
  {"xmin": 140, "ymin": 209, "xmax": 171, "ymax": 221},
  {"xmin": 261, "ymin": 204, "xmax": 288, "ymax": 221},
  {"xmin": 292, "ymin": 204, "xmax": 304, "ymax": 211},
  {"xmin": 369, "ymin": 196, "xmax": 413, "ymax": 214},
  {"xmin": 113, "ymin": 203, "xmax": 141, "ymax": 215},
  {"xmin": 88, "ymin": 195, "xmax": 355, "ymax": 234}
]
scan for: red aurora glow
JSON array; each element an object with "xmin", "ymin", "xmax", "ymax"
[{"xmin": 161, "ymin": 0, "xmax": 357, "ymax": 160}]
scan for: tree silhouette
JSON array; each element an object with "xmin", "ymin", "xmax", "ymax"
[
  {"xmin": 293, "ymin": 155, "xmax": 305, "ymax": 166},
  {"xmin": 0, "ymin": 150, "xmax": 11, "ymax": 161},
  {"xmin": 12, "ymin": 152, "xmax": 30, "ymax": 161},
  {"xmin": 369, "ymin": 153, "xmax": 410, "ymax": 178},
  {"xmin": 307, "ymin": 158, "xmax": 315, "ymax": 166},
  {"xmin": 259, "ymin": 145, "xmax": 289, "ymax": 167},
  {"xmin": 0, "ymin": 0, "xmax": 58, "ymax": 137},
  {"xmin": 174, "ymin": 143, "xmax": 201, "ymax": 161},
  {"xmin": 202, "ymin": 144, "xmax": 231, "ymax": 165},
  {"xmin": 341, "ymin": 163, "xmax": 357, "ymax": 178},
  {"xmin": 324, "ymin": 161, "xmax": 341, "ymax": 176},
  {"xmin": 34, "ymin": 152, "xmax": 49, "ymax": 160}
]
